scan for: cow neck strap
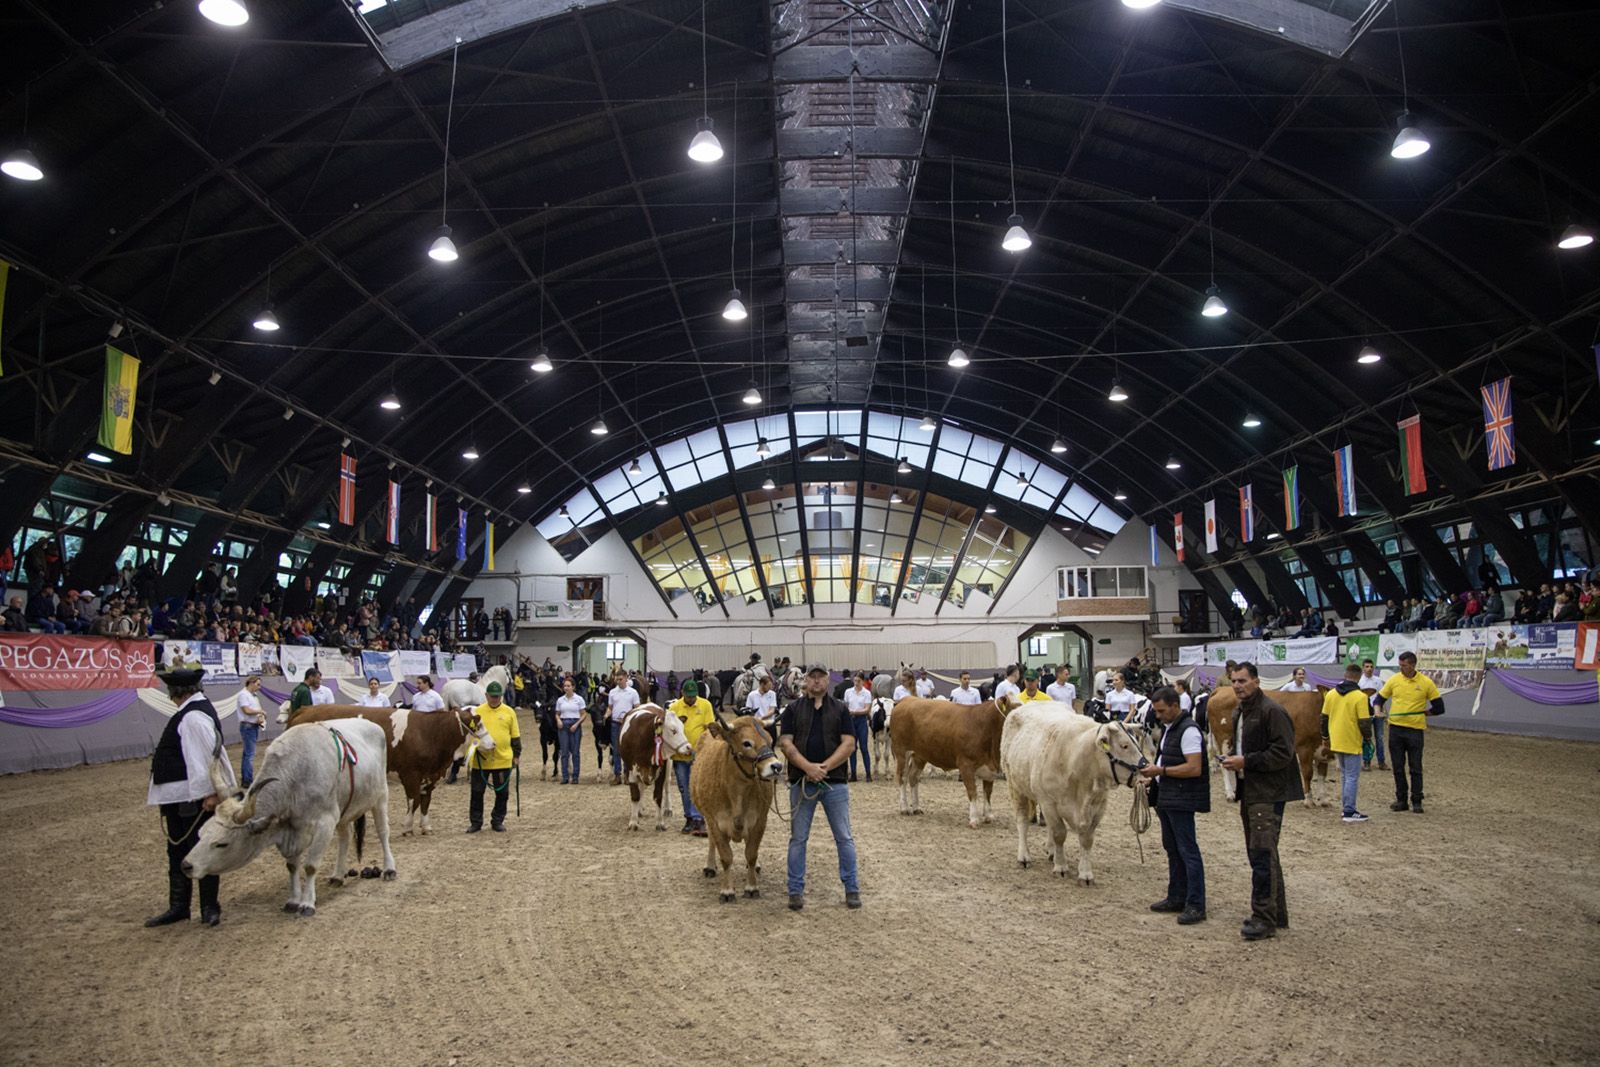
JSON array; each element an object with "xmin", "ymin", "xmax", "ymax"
[{"xmin": 1103, "ymin": 721, "xmax": 1147, "ymax": 787}]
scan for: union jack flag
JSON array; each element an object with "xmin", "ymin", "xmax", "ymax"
[
  {"xmin": 1481, "ymin": 376, "xmax": 1516, "ymax": 471},
  {"xmin": 338, "ymin": 454, "xmax": 357, "ymax": 525}
]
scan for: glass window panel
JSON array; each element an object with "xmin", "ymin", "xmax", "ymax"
[
  {"xmin": 694, "ymin": 448, "xmax": 730, "ymax": 482},
  {"xmin": 592, "ymin": 468, "xmax": 633, "ymax": 509},
  {"xmin": 655, "ymin": 437, "xmax": 693, "ymax": 473},
  {"xmin": 724, "ymin": 419, "xmax": 758, "ymax": 447},
  {"xmin": 685, "ymin": 427, "xmax": 723, "ymax": 459}
]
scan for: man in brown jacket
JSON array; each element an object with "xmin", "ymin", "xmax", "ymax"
[{"xmin": 1219, "ymin": 661, "xmax": 1304, "ymax": 941}]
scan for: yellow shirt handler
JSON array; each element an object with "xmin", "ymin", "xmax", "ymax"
[
  {"xmin": 470, "ymin": 694, "xmax": 522, "ymax": 771},
  {"xmin": 667, "ymin": 688, "xmax": 718, "ymax": 762}
]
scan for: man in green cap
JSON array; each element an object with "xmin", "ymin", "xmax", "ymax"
[
  {"xmin": 666, "ymin": 680, "xmax": 716, "ymax": 835},
  {"xmin": 468, "ymin": 680, "xmax": 521, "ymax": 833},
  {"xmin": 1017, "ymin": 667, "xmax": 1051, "ymax": 703},
  {"xmin": 277, "ymin": 666, "xmax": 333, "ymax": 724}
]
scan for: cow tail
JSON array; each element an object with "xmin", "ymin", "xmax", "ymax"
[{"xmin": 354, "ymin": 814, "xmax": 367, "ymax": 862}]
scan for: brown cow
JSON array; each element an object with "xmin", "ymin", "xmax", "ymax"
[
  {"xmin": 688, "ymin": 711, "xmax": 783, "ymax": 902},
  {"xmin": 286, "ymin": 703, "xmax": 493, "ymax": 834},
  {"xmin": 614, "ymin": 703, "xmax": 693, "ymax": 830},
  {"xmin": 889, "ymin": 695, "xmax": 1020, "ymax": 828},
  {"xmin": 1204, "ymin": 686, "xmax": 1332, "ymax": 808}
]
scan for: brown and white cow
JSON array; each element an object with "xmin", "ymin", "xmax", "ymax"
[
  {"xmin": 615, "ymin": 702, "xmax": 694, "ymax": 830},
  {"xmin": 889, "ymin": 695, "xmax": 1018, "ymax": 828},
  {"xmin": 688, "ymin": 711, "xmax": 783, "ymax": 902},
  {"xmin": 286, "ymin": 703, "xmax": 494, "ymax": 834},
  {"xmin": 1204, "ymin": 686, "xmax": 1332, "ymax": 808},
  {"xmin": 1000, "ymin": 703, "xmax": 1154, "ymax": 885}
]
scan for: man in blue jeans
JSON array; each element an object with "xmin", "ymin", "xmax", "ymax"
[
  {"xmin": 778, "ymin": 663, "xmax": 861, "ymax": 911},
  {"xmin": 1139, "ymin": 686, "xmax": 1208, "ymax": 925}
]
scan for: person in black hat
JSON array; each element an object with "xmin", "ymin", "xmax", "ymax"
[
  {"xmin": 145, "ymin": 668, "xmax": 234, "ymax": 928},
  {"xmin": 778, "ymin": 664, "xmax": 861, "ymax": 911}
]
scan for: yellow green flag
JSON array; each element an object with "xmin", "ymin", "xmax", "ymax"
[
  {"xmin": 99, "ymin": 345, "xmax": 140, "ymax": 454},
  {"xmin": 0, "ymin": 258, "xmax": 10, "ymax": 377}
]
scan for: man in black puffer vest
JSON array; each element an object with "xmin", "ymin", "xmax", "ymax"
[
  {"xmin": 1139, "ymin": 686, "xmax": 1209, "ymax": 925},
  {"xmin": 145, "ymin": 668, "xmax": 234, "ymax": 928}
]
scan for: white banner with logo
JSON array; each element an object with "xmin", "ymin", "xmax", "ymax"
[
  {"xmin": 279, "ymin": 645, "xmax": 316, "ymax": 683},
  {"xmin": 1177, "ymin": 643, "xmax": 1206, "ymax": 665},
  {"xmin": 237, "ymin": 641, "xmax": 268, "ymax": 676},
  {"xmin": 1258, "ymin": 636, "xmax": 1337, "ymax": 665},
  {"xmin": 316, "ymin": 649, "xmax": 358, "ymax": 678},
  {"xmin": 394, "ymin": 649, "xmax": 433, "ymax": 679},
  {"xmin": 435, "ymin": 651, "xmax": 477, "ymax": 678},
  {"xmin": 529, "ymin": 600, "xmax": 593, "ymax": 621}
]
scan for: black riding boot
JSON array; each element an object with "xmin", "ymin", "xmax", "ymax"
[{"xmin": 145, "ymin": 865, "xmax": 191, "ymax": 927}]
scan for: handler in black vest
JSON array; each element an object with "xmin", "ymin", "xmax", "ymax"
[
  {"xmin": 145, "ymin": 668, "xmax": 234, "ymax": 928},
  {"xmin": 1138, "ymin": 685, "xmax": 1209, "ymax": 926},
  {"xmin": 778, "ymin": 664, "xmax": 860, "ymax": 912}
]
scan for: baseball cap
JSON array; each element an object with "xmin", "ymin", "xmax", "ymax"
[
  {"xmin": 683, "ymin": 681, "xmax": 699, "ymax": 696},
  {"xmin": 1023, "ymin": 668, "xmax": 1039, "ymax": 681},
  {"xmin": 803, "ymin": 663, "xmax": 829, "ymax": 676},
  {"xmin": 485, "ymin": 681, "xmax": 504, "ymax": 696}
]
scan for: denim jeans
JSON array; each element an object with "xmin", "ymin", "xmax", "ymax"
[
  {"xmin": 558, "ymin": 721, "xmax": 582, "ymax": 782},
  {"xmin": 238, "ymin": 722, "xmax": 262, "ymax": 785},
  {"xmin": 847, "ymin": 715, "xmax": 872, "ymax": 778},
  {"xmin": 1156, "ymin": 808, "xmax": 1205, "ymax": 911},
  {"xmin": 609, "ymin": 718, "xmax": 627, "ymax": 777},
  {"xmin": 1337, "ymin": 751, "xmax": 1363, "ymax": 815},
  {"xmin": 787, "ymin": 781, "xmax": 859, "ymax": 895},
  {"xmin": 674, "ymin": 760, "xmax": 700, "ymax": 822},
  {"xmin": 1369, "ymin": 717, "xmax": 1387, "ymax": 764}
]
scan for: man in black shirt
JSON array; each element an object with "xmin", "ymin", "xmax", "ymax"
[{"xmin": 778, "ymin": 664, "xmax": 861, "ymax": 912}]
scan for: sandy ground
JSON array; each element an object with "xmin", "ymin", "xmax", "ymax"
[{"xmin": 0, "ymin": 722, "xmax": 1596, "ymax": 1067}]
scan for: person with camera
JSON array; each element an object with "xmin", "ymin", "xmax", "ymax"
[
  {"xmin": 1218, "ymin": 662, "xmax": 1302, "ymax": 941},
  {"xmin": 1375, "ymin": 651, "xmax": 1443, "ymax": 813},
  {"xmin": 1139, "ymin": 685, "xmax": 1207, "ymax": 925}
]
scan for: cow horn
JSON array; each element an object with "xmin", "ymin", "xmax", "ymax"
[{"xmin": 207, "ymin": 756, "xmax": 231, "ymax": 797}]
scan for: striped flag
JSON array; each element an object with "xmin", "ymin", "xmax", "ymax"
[
  {"xmin": 425, "ymin": 493, "xmax": 438, "ymax": 552},
  {"xmin": 337, "ymin": 454, "xmax": 357, "ymax": 525},
  {"xmin": 1333, "ymin": 445, "xmax": 1356, "ymax": 517},
  {"xmin": 1283, "ymin": 466, "xmax": 1300, "ymax": 530},
  {"xmin": 1397, "ymin": 415, "xmax": 1426, "ymax": 495},
  {"xmin": 1204, "ymin": 498, "xmax": 1218, "ymax": 553},
  {"xmin": 1239, "ymin": 484, "xmax": 1254, "ymax": 541},
  {"xmin": 1149, "ymin": 525, "xmax": 1159, "ymax": 566},
  {"xmin": 483, "ymin": 520, "xmax": 495, "ymax": 571},
  {"xmin": 1481, "ymin": 376, "xmax": 1516, "ymax": 471},
  {"xmin": 99, "ymin": 346, "xmax": 141, "ymax": 455},
  {"xmin": 1173, "ymin": 512, "xmax": 1185, "ymax": 563},
  {"xmin": 456, "ymin": 509, "xmax": 467, "ymax": 561},
  {"xmin": 386, "ymin": 481, "xmax": 401, "ymax": 544}
]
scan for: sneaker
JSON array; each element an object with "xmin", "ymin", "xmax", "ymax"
[
  {"xmin": 1377, "ymin": 762, "xmax": 1389, "ymax": 770},
  {"xmin": 1149, "ymin": 898, "xmax": 1184, "ymax": 913},
  {"xmin": 788, "ymin": 894, "xmax": 804, "ymax": 911},
  {"xmin": 1176, "ymin": 908, "xmax": 1206, "ymax": 925},
  {"xmin": 1390, "ymin": 800, "xmax": 1409, "ymax": 812},
  {"xmin": 845, "ymin": 892, "xmax": 862, "ymax": 909},
  {"xmin": 1411, "ymin": 802, "xmax": 1424, "ymax": 813},
  {"xmin": 1341, "ymin": 812, "xmax": 1370, "ymax": 823}
]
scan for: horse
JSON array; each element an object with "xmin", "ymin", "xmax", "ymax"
[
  {"xmin": 729, "ymin": 663, "xmax": 772, "ymax": 710},
  {"xmin": 774, "ymin": 664, "xmax": 803, "ymax": 701}
]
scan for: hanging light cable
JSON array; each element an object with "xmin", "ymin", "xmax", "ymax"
[
  {"xmin": 721, "ymin": 82, "xmax": 747, "ymax": 320},
  {"xmin": 428, "ymin": 39, "xmax": 463, "ymax": 262},
  {"xmin": 687, "ymin": 0, "xmax": 723, "ymax": 163},
  {"xmin": 1389, "ymin": 1, "xmax": 1430, "ymax": 160},
  {"xmin": 999, "ymin": 0, "xmax": 1031, "ymax": 253},
  {"xmin": 531, "ymin": 217, "xmax": 552, "ymax": 371},
  {"xmin": 2, "ymin": 85, "xmax": 44, "ymax": 182},
  {"xmin": 1201, "ymin": 206, "xmax": 1227, "ymax": 317},
  {"xmin": 948, "ymin": 167, "xmax": 969, "ymax": 367}
]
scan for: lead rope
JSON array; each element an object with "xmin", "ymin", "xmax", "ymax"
[{"xmin": 1129, "ymin": 779, "xmax": 1152, "ymax": 864}]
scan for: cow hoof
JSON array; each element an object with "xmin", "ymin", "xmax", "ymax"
[
  {"xmin": 346, "ymin": 868, "xmax": 359, "ymax": 878},
  {"xmin": 419, "ymin": 827, "xmax": 431, "ymax": 836},
  {"xmin": 400, "ymin": 830, "xmax": 413, "ymax": 838},
  {"xmin": 327, "ymin": 878, "xmax": 344, "ymax": 888},
  {"xmin": 720, "ymin": 892, "xmax": 736, "ymax": 903},
  {"xmin": 628, "ymin": 824, "xmax": 639, "ymax": 832},
  {"xmin": 382, "ymin": 869, "xmax": 397, "ymax": 882},
  {"xmin": 744, "ymin": 889, "xmax": 760, "ymax": 898},
  {"xmin": 1018, "ymin": 859, "xmax": 1029, "ymax": 868},
  {"xmin": 983, "ymin": 815, "xmax": 994, "ymax": 824},
  {"xmin": 703, "ymin": 867, "xmax": 717, "ymax": 878},
  {"xmin": 360, "ymin": 866, "xmax": 381, "ymax": 879},
  {"xmin": 1078, "ymin": 878, "xmax": 1094, "ymax": 887},
  {"xmin": 756, "ymin": 864, "xmax": 762, "ymax": 874},
  {"xmin": 282, "ymin": 902, "xmax": 298, "ymax": 913},
  {"xmin": 297, "ymin": 905, "xmax": 316, "ymax": 917}
]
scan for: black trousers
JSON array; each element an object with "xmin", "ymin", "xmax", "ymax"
[
  {"xmin": 469, "ymin": 768, "xmax": 511, "ymax": 828},
  {"xmin": 160, "ymin": 802, "xmax": 219, "ymax": 914},
  {"xmin": 1241, "ymin": 801, "xmax": 1287, "ymax": 927},
  {"xmin": 1390, "ymin": 725, "xmax": 1425, "ymax": 804}
]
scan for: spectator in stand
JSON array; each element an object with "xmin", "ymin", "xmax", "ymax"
[
  {"xmin": 28, "ymin": 588, "xmax": 64, "ymax": 633},
  {"xmin": 1583, "ymin": 582, "xmax": 1600, "ymax": 622},
  {"xmin": 1460, "ymin": 590, "xmax": 1482, "ymax": 626},
  {"xmin": 4, "ymin": 595, "xmax": 27, "ymax": 631},
  {"xmin": 1535, "ymin": 583, "xmax": 1555, "ymax": 622},
  {"xmin": 23, "ymin": 538, "xmax": 51, "ymax": 595},
  {"xmin": 0, "ymin": 542, "xmax": 11, "ymax": 601},
  {"xmin": 1433, "ymin": 595, "xmax": 1457, "ymax": 630},
  {"xmin": 1552, "ymin": 592, "xmax": 1578, "ymax": 622}
]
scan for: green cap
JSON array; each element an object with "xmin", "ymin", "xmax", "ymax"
[
  {"xmin": 485, "ymin": 681, "xmax": 504, "ymax": 696},
  {"xmin": 683, "ymin": 681, "xmax": 699, "ymax": 697},
  {"xmin": 1023, "ymin": 668, "xmax": 1039, "ymax": 682}
]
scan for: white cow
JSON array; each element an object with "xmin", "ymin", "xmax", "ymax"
[
  {"xmin": 442, "ymin": 663, "xmax": 507, "ymax": 711},
  {"xmin": 181, "ymin": 718, "xmax": 397, "ymax": 916},
  {"xmin": 1000, "ymin": 703, "xmax": 1153, "ymax": 885}
]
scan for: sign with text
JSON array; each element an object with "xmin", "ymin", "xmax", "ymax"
[{"xmin": 0, "ymin": 636, "xmax": 160, "ymax": 691}]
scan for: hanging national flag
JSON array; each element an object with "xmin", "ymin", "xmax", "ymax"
[
  {"xmin": 483, "ymin": 520, "xmax": 495, "ymax": 571},
  {"xmin": 0, "ymin": 258, "xmax": 10, "ymax": 378},
  {"xmin": 1149, "ymin": 525, "xmax": 1159, "ymax": 566},
  {"xmin": 98, "ymin": 346, "xmax": 140, "ymax": 455},
  {"xmin": 1239, "ymin": 484, "xmax": 1254, "ymax": 542},
  {"xmin": 425, "ymin": 493, "xmax": 438, "ymax": 553},
  {"xmin": 386, "ymin": 481, "xmax": 401, "ymax": 544},
  {"xmin": 1283, "ymin": 466, "xmax": 1300, "ymax": 530},
  {"xmin": 1481, "ymin": 376, "xmax": 1516, "ymax": 471},
  {"xmin": 1173, "ymin": 512, "xmax": 1185, "ymax": 563},
  {"xmin": 1333, "ymin": 445, "xmax": 1356, "ymax": 517},
  {"xmin": 456, "ymin": 508, "xmax": 467, "ymax": 561},
  {"xmin": 1204, "ymin": 498, "xmax": 1218, "ymax": 553},
  {"xmin": 1397, "ymin": 414, "xmax": 1426, "ymax": 495},
  {"xmin": 337, "ymin": 454, "xmax": 357, "ymax": 525}
]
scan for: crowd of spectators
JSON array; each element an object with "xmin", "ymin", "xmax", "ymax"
[{"xmin": 1376, "ymin": 579, "xmax": 1600, "ymax": 632}]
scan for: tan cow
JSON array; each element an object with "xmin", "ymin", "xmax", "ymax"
[
  {"xmin": 1204, "ymin": 686, "xmax": 1332, "ymax": 808},
  {"xmin": 286, "ymin": 703, "xmax": 494, "ymax": 834},
  {"xmin": 614, "ymin": 703, "xmax": 693, "ymax": 830},
  {"xmin": 688, "ymin": 711, "xmax": 783, "ymax": 902},
  {"xmin": 889, "ymin": 695, "xmax": 1019, "ymax": 827}
]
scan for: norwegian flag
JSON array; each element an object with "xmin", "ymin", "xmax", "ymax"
[
  {"xmin": 425, "ymin": 493, "xmax": 438, "ymax": 552},
  {"xmin": 386, "ymin": 481, "xmax": 401, "ymax": 545},
  {"xmin": 1481, "ymin": 376, "xmax": 1516, "ymax": 471},
  {"xmin": 337, "ymin": 454, "xmax": 357, "ymax": 525}
]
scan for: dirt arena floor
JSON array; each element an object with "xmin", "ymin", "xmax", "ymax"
[{"xmin": 1, "ymin": 723, "xmax": 1596, "ymax": 1066}]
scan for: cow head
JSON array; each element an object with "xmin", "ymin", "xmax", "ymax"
[
  {"xmin": 1097, "ymin": 721, "xmax": 1153, "ymax": 787},
  {"xmin": 457, "ymin": 708, "xmax": 494, "ymax": 751},
  {"xmin": 651, "ymin": 704, "xmax": 694, "ymax": 758},
  {"xmin": 708, "ymin": 712, "xmax": 783, "ymax": 780},
  {"xmin": 179, "ymin": 761, "xmax": 280, "ymax": 879}
]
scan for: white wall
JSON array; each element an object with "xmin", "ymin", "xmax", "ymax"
[{"xmin": 456, "ymin": 518, "xmax": 1193, "ymax": 675}]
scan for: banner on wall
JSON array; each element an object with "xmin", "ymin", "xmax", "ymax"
[
  {"xmin": 1484, "ymin": 623, "xmax": 1577, "ymax": 670},
  {"xmin": 1415, "ymin": 633, "xmax": 1486, "ymax": 671},
  {"xmin": 198, "ymin": 642, "xmax": 239, "ymax": 685},
  {"xmin": 359, "ymin": 650, "xmax": 394, "ymax": 682},
  {"xmin": 1259, "ymin": 636, "xmax": 1337, "ymax": 664},
  {"xmin": 1377, "ymin": 632, "xmax": 1417, "ymax": 666},
  {"xmin": 1576, "ymin": 623, "xmax": 1600, "ymax": 671},
  {"xmin": 237, "ymin": 642, "xmax": 269, "ymax": 676},
  {"xmin": 0, "ymin": 635, "xmax": 160, "ymax": 691},
  {"xmin": 279, "ymin": 645, "xmax": 315, "ymax": 683},
  {"xmin": 1177, "ymin": 644, "xmax": 1206, "ymax": 665},
  {"xmin": 1206, "ymin": 640, "xmax": 1262, "ymax": 665},
  {"xmin": 394, "ymin": 650, "xmax": 432, "ymax": 679},
  {"xmin": 1342, "ymin": 634, "xmax": 1380, "ymax": 665},
  {"xmin": 316, "ymin": 650, "xmax": 357, "ymax": 678},
  {"xmin": 435, "ymin": 652, "xmax": 477, "ymax": 679},
  {"xmin": 530, "ymin": 600, "xmax": 593, "ymax": 621}
]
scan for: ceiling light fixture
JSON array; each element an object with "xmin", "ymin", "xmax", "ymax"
[
  {"xmin": 723, "ymin": 291, "xmax": 747, "ymax": 321},
  {"xmin": 1121, "ymin": 0, "xmax": 1162, "ymax": 8},
  {"xmin": 1113, "ymin": 488, "xmax": 1128, "ymax": 501},
  {"xmin": 755, "ymin": 437, "xmax": 772, "ymax": 458},
  {"xmin": 529, "ymin": 349, "xmax": 553, "ymax": 374},
  {"xmin": 1050, "ymin": 437, "xmax": 1068, "ymax": 454},
  {"xmin": 516, "ymin": 481, "xmax": 532, "ymax": 495},
  {"xmin": 316, "ymin": 521, "xmax": 331, "ymax": 530},
  {"xmin": 86, "ymin": 450, "xmax": 113, "ymax": 464},
  {"xmin": 687, "ymin": 3, "xmax": 722, "ymax": 163},
  {"xmin": 207, "ymin": 370, "xmax": 222, "ymax": 386},
  {"xmin": 1, "ymin": 148, "xmax": 43, "ymax": 182},
  {"xmin": 655, "ymin": 491, "xmax": 669, "ymax": 506},
  {"xmin": 282, "ymin": 407, "xmax": 294, "ymax": 421},
  {"xmin": 890, "ymin": 489, "xmax": 904, "ymax": 504},
  {"xmin": 742, "ymin": 380, "xmax": 762, "ymax": 405},
  {"xmin": 252, "ymin": 305, "xmax": 280, "ymax": 332},
  {"xmin": 843, "ymin": 317, "xmax": 868, "ymax": 347},
  {"xmin": 1165, "ymin": 456, "xmax": 1182, "ymax": 470},
  {"xmin": 379, "ymin": 392, "xmax": 402, "ymax": 411},
  {"xmin": 589, "ymin": 418, "xmax": 609, "ymax": 436},
  {"xmin": 919, "ymin": 413, "xmax": 937, "ymax": 432},
  {"xmin": 947, "ymin": 345, "xmax": 970, "ymax": 369},
  {"xmin": 762, "ymin": 476, "xmax": 776, "ymax": 491},
  {"xmin": 1266, "ymin": 532, "xmax": 1281, "ymax": 540},
  {"xmin": 428, "ymin": 40, "xmax": 463, "ymax": 263},
  {"xmin": 462, "ymin": 443, "xmax": 480, "ymax": 460},
  {"xmin": 1242, "ymin": 414, "xmax": 1262, "ymax": 428},
  {"xmin": 998, "ymin": 0, "xmax": 1030, "ymax": 254},
  {"xmin": 984, "ymin": 502, "xmax": 997, "ymax": 514},
  {"xmin": 1357, "ymin": 342, "xmax": 1383, "ymax": 365},
  {"xmin": 1015, "ymin": 471, "xmax": 1029, "ymax": 488},
  {"xmin": 1201, "ymin": 205, "xmax": 1227, "ymax": 317},
  {"xmin": 1557, "ymin": 223, "xmax": 1594, "ymax": 250},
  {"xmin": 559, "ymin": 505, "xmax": 569, "ymax": 517},
  {"xmin": 198, "ymin": 0, "xmax": 249, "ymax": 26},
  {"xmin": 897, "ymin": 456, "xmax": 912, "ymax": 474},
  {"xmin": 627, "ymin": 457, "xmax": 643, "ymax": 476},
  {"xmin": 1388, "ymin": 5, "xmax": 1430, "ymax": 160},
  {"xmin": 1108, "ymin": 379, "xmax": 1129, "ymax": 403},
  {"xmin": 1201, "ymin": 284, "xmax": 1228, "ymax": 318}
]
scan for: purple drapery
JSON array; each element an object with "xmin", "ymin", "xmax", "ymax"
[
  {"xmin": 1194, "ymin": 669, "xmax": 1219, "ymax": 689},
  {"xmin": 1305, "ymin": 671, "xmax": 1346, "ymax": 688},
  {"xmin": 260, "ymin": 685, "xmax": 292, "ymax": 704},
  {"xmin": 0, "ymin": 690, "xmax": 140, "ymax": 728},
  {"xmin": 1489, "ymin": 668, "xmax": 1597, "ymax": 705}
]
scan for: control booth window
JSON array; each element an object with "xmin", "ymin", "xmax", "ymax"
[{"xmin": 1058, "ymin": 565, "xmax": 1148, "ymax": 599}]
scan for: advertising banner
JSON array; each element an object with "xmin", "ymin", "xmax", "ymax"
[
  {"xmin": 1259, "ymin": 636, "xmax": 1337, "ymax": 664},
  {"xmin": 1377, "ymin": 632, "xmax": 1416, "ymax": 666},
  {"xmin": 394, "ymin": 650, "xmax": 432, "ymax": 679},
  {"xmin": 1484, "ymin": 623, "xmax": 1577, "ymax": 670},
  {"xmin": 1177, "ymin": 644, "xmax": 1206, "ymax": 665},
  {"xmin": 1206, "ymin": 640, "xmax": 1261, "ymax": 665},
  {"xmin": 279, "ymin": 645, "xmax": 315, "ymax": 683},
  {"xmin": 434, "ymin": 651, "xmax": 477, "ymax": 679},
  {"xmin": 359, "ymin": 650, "xmax": 395, "ymax": 683},
  {"xmin": 237, "ymin": 642, "xmax": 268, "ymax": 676},
  {"xmin": 0, "ymin": 635, "xmax": 161, "ymax": 691},
  {"xmin": 198, "ymin": 641, "xmax": 239, "ymax": 685},
  {"xmin": 315, "ymin": 649, "xmax": 357, "ymax": 678},
  {"xmin": 1341, "ymin": 634, "xmax": 1380, "ymax": 666},
  {"xmin": 530, "ymin": 600, "xmax": 593, "ymax": 621},
  {"xmin": 1575, "ymin": 623, "xmax": 1600, "ymax": 672}
]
